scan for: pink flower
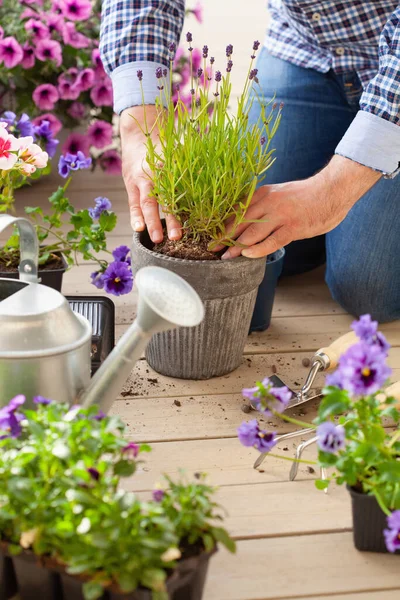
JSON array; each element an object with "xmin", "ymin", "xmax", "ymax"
[
  {"xmin": 35, "ymin": 39, "xmax": 62, "ymax": 67},
  {"xmin": 67, "ymin": 101, "xmax": 86, "ymax": 120},
  {"xmin": 21, "ymin": 8, "xmax": 38, "ymax": 19},
  {"xmin": 87, "ymin": 120, "xmax": 113, "ymax": 149},
  {"xmin": 32, "ymin": 84, "xmax": 59, "ymax": 110},
  {"xmin": 18, "ymin": 142, "xmax": 49, "ymax": 174},
  {"xmin": 21, "ymin": 43, "xmax": 35, "ymax": 69},
  {"xmin": 60, "ymin": 0, "xmax": 92, "ymax": 21},
  {"xmin": 46, "ymin": 13, "xmax": 65, "ymax": 35},
  {"xmin": 24, "ymin": 19, "xmax": 49, "ymax": 40},
  {"xmin": 0, "ymin": 126, "xmax": 18, "ymax": 170},
  {"xmin": 99, "ymin": 149, "xmax": 122, "ymax": 175},
  {"xmin": 64, "ymin": 67, "xmax": 79, "ymax": 83},
  {"xmin": 63, "ymin": 22, "xmax": 90, "ymax": 48},
  {"xmin": 62, "ymin": 132, "xmax": 90, "ymax": 156},
  {"xmin": 58, "ymin": 79, "xmax": 80, "ymax": 100},
  {"xmin": 32, "ymin": 113, "xmax": 62, "ymax": 135},
  {"xmin": 0, "ymin": 37, "xmax": 24, "ymax": 69},
  {"xmin": 76, "ymin": 68, "xmax": 95, "ymax": 91},
  {"xmin": 192, "ymin": 1, "xmax": 203, "ymax": 23},
  {"xmin": 90, "ymin": 80, "xmax": 113, "ymax": 107}
]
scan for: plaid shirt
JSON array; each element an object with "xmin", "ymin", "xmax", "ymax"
[{"xmin": 100, "ymin": 1, "xmax": 400, "ymax": 176}]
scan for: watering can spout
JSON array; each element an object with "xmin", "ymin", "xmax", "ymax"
[{"xmin": 79, "ymin": 266, "xmax": 204, "ymax": 413}]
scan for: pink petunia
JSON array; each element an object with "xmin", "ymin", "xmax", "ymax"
[
  {"xmin": 24, "ymin": 19, "xmax": 49, "ymax": 40},
  {"xmin": 91, "ymin": 48, "xmax": 106, "ymax": 78},
  {"xmin": 46, "ymin": 13, "xmax": 65, "ymax": 35},
  {"xmin": 99, "ymin": 149, "xmax": 122, "ymax": 175},
  {"xmin": 67, "ymin": 101, "xmax": 86, "ymax": 120},
  {"xmin": 58, "ymin": 80, "xmax": 80, "ymax": 101},
  {"xmin": 90, "ymin": 80, "xmax": 113, "ymax": 107},
  {"xmin": 0, "ymin": 37, "xmax": 24, "ymax": 69},
  {"xmin": 21, "ymin": 44, "xmax": 35, "ymax": 69},
  {"xmin": 32, "ymin": 84, "xmax": 59, "ymax": 110},
  {"xmin": 35, "ymin": 39, "xmax": 63, "ymax": 67},
  {"xmin": 32, "ymin": 113, "xmax": 62, "ymax": 135},
  {"xmin": 76, "ymin": 68, "xmax": 95, "ymax": 91},
  {"xmin": 63, "ymin": 22, "xmax": 90, "ymax": 48},
  {"xmin": 87, "ymin": 120, "xmax": 113, "ymax": 149},
  {"xmin": 60, "ymin": 0, "xmax": 92, "ymax": 21},
  {"xmin": 21, "ymin": 8, "xmax": 38, "ymax": 19},
  {"xmin": 192, "ymin": 1, "xmax": 203, "ymax": 23},
  {"xmin": 62, "ymin": 132, "xmax": 90, "ymax": 156}
]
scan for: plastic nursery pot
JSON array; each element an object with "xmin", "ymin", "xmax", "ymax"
[
  {"xmin": 0, "ymin": 252, "xmax": 67, "ymax": 292},
  {"xmin": 249, "ymin": 247, "xmax": 285, "ymax": 332},
  {"xmin": 348, "ymin": 486, "xmax": 398, "ymax": 553},
  {"xmin": 11, "ymin": 552, "xmax": 62, "ymax": 600},
  {"xmin": 0, "ymin": 546, "xmax": 17, "ymax": 600},
  {"xmin": 131, "ymin": 227, "xmax": 267, "ymax": 379}
]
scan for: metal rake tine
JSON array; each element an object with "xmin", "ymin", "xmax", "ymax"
[
  {"xmin": 253, "ymin": 427, "xmax": 315, "ymax": 469},
  {"xmin": 289, "ymin": 435, "xmax": 318, "ymax": 481}
]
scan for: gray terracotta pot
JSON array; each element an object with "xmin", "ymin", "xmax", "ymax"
[{"xmin": 131, "ymin": 229, "xmax": 267, "ymax": 379}]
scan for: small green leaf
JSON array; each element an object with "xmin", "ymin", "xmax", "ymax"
[
  {"xmin": 99, "ymin": 211, "xmax": 117, "ymax": 232},
  {"xmin": 113, "ymin": 460, "xmax": 136, "ymax": 477},
  {"xmin": 82, "ymin": 581, "xmax": 104, "ymax": 600},
  {"xmin": 315, "ymin": 479, "xmax": 330, "ymax": 490},
  {"xmin": 210, "ymin": 526, "xmax": 236, "ymax": 553}
]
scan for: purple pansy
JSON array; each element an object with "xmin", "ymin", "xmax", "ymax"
[
  {"xmin": 237, "ymin": 419, "xmax": 277, "ymax": 453},
  {"xmin": 242, "ymin": 377, "xmax": 292, "ymax": 415},
  {"xmin": 317, "ymin": 422, "xmax": 345, "ymax": 454},
  {"xmin": 102, "ymin": 261, "xmax": 133, "ymax": 296},
  {"xmin": 89, "ymin": 196, "xmax": 112, "ymax": 220},
  {"xmin": 0, "ymin": 395, "xmax": 26, "ymax": 440},
  {"xmin": 384, "ymin": 511, "xmax": 400, "ymax": 553},
  {"xmin": 93, "ymin": 410, "xmax": 106, "ymax": 421},
  {"xmin": 352, "ymin": 314, "xmax": 390, "ymax": 356},
  {"xmin": 33, "ymin": 396, "xmax": 52, "ymax": 405},
  {"xmin": 326, "ymin": 341, "xmax": 392, "ymax": 397},
  {"xmin": 122, "ymin": 442, "xmax": 139, "ymax": 459},
  {"xmin": 34, "ymin": 119, "xmax": 59, "ymax": 158},
  {"xmin": 90, "ymin": 271, "xmax": 105, "ymax": 290},
  {"xmin": 152, "ymin": 489, "xmax": 165, "ymax": 502},
  {"xmin": 112, "ymin": 245, "xmax": 131, "ymax": 265},
  {"xmin": 87, "ymin": 467, "xmax": 100, "ymax": 481},
  {"xmin": 58, "ymin": 151, "xmax": 92, "ymax": 178}
]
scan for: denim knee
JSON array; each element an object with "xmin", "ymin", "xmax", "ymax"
[{"xmin": 326, "ymin": 268, "xmax": 399, "ymax": 324}]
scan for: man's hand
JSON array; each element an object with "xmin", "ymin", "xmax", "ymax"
[
  {"xmin": 120, "ymin": 106, "xmax": 182, "ymax": 243},
  {"xmin": 220, "ymin": 155, "xmax": 381, "ymax": 259}
]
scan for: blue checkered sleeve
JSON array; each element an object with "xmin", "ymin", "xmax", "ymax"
[
  {"xmin": 336, "ymin": 7, "xmax": 400, "ymax": 177},
  {"xmin": 100, "ymin": 0, "xmax": 185, "ymax": 114}
]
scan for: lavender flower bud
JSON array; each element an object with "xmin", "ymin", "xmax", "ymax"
[
  {"xmin": 155, "ymin": 67, "xmax": 163, "ymax": 79},
  {"xmin": 190, "ymin": 88, "xmax": 195, "ymax": 95},
  {"xmin": 226, "ymin": 60, "xmax": 233, "ymax": 73},
  {"xmin": 210, "ymin": 56, "xmax": 215, "ymax": 64},
  {"xmin": 280, "ymin": 101, "xmax": 284, "ymax": 109},
  {"xmin": 215, "ymin": 70, "xmax": 222, "ymax": 82},
  {"xmin": 163, "ymin": 68, "xmax": 167, "ymax": 77},
  {"xmin": 186, "ymin": 32, "xmax": 193, "ymax": 42},
  {"xmin": 260, "ymin": 136, "xmax": 266, "ymax": 146},
  {"xmin": 226, "ymin": 44, "xmax": 233, "ymax": 57},
  {"xmin": 195, "ymin": 97, "xmax": 201, "ymax": 107},
  {"xmin": 137, "ymin": 70, "xmax": 143, "ymax": 81},
  {"xmin": 197, "ymin": 67, "xmax": 203, "ymax": 78},
  {"xmin": 253, "ymin": 40, "xmax": 260, "ymax": 51},
  {"xmin": 249, "ymin": 68, "xmax": 258, "ymax": 80},
  {"xmin": 157, "ymin": 85, "xmax": 164, "ymax": 90},
  {"xmin": 272, "ymin": 102, "xmax": 277, "ymax": 110},
  {"xmin": 169, "ymin": 42, "xmax": 176, "ymax": 54},
  {"xmin": 202, "ymin": 45, "xmax": 208, "ymax": 58}
]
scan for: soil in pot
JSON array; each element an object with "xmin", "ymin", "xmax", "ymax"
[
  {"xmin": 154, "ymin": 233, "xmax": 221, "ymax": 261},
  {"xmin": 0, "ymin": 252, "xmax": 67, "ymax": 292}
]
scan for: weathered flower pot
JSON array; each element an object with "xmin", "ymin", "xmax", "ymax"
[
  {"xmin": 131, "ymin": 228, "xmax": 268, "ymax": 379},
  {"xmin": 348, "ymin": 486, "xmax": 397, "ymax": 553},
  {"xmin": 0, "ymin": 252, "xmax": 67, "ymax": 292},
  {"xmin": 0, "ymin": 545, "xmax": 214, "ymax": 600}
]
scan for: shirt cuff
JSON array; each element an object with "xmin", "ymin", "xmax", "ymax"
[
  {"xmin": 111, "ymin": 61, "xmax": 170, "ymax": 115},
  {"xmin": 335, "ymin": 110, "xmax": 400, "ymax": 179}
]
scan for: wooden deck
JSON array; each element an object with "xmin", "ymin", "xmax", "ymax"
[{"xmin": 20, "ymin": 171, "xmax": 400, "ymax": 599}]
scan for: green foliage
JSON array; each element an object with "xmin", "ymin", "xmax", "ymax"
[
  {"xmin": 138, "ymin": 42, "xmax": 281, "ymax": 246},
  {"xmin": 0, "ymin": 401, "xmax": 234, "ymax": 599}
]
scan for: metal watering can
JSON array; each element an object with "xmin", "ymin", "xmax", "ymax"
[{"xmin": 0, "ymin": 215, "xmax": 204, "ymax": 412}]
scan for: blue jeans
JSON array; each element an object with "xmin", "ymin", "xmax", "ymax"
[{"xmin": 250, "ymin": 49, "xmax": 400, "ymax": 323}]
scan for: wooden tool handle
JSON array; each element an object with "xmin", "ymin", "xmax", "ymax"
[{"xmin": 316, "ymin": 331, "xmax": 358, "ymax": 372}]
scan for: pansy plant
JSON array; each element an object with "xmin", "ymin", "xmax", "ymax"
[{"xmin": 238, "ymin": 315, "xmax": 400, "ymax": 553}]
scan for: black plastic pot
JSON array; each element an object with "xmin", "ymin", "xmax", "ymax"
[
  {"xmin": 131, "ymin": 227, "xmax": 269, "ymax": 379},
  {"xmin": 348, "ymin": 486, "xmax": 397, "ymax": 553},
  {"xmin": 0, "ymin": 547, "xmax": 214, "ymax": 600},
  {"xmin": 0, "ymin": 252, "xmax": 67, "ymax": 292},
  {"xmin": 249, "ymin": 248, "xmax": 285, "ymax": 332}
]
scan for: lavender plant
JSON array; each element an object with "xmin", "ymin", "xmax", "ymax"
[
  {"xmin": 0, "ymin": 396, "xmax": 235, "ymax": 599},
  {"xmin": 238, "ymin": 315, "xmax": 400, "ymax": 553},
  {"xmin": 136, "ymin": 37, "xmax": 282, "ymax": 249}
]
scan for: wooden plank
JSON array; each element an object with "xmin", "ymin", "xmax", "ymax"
[
  {"xmin": 111, "ymin": 393, "xmax": 321, "ymax": 442},
  {"xmin": 204, "ymin": 534, "xmax": 400, "ymax": 600},
  {"xmin": 123, "ymin": 436, "xmax": 318, "ymax": 491},
  {"xmin": 311, "ymin": 594, "xmax": 400, "ymax": 600}
]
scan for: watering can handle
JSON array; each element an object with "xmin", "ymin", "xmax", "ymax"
[{"xmin": 0, "ymin": 215, "xmax": 38, "ymax": 283}]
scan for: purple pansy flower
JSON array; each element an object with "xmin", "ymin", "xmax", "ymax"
[
  {"xmin": 384, "ymin": 511, "xmax": 400, "ymax": 553},
  {"xmin": 237, "ymin": 419, "xmax": 277, "ymax": 453},
  {"xmin": 0, "ymin": 395, "xmax": 25, "ymax": 440},
  {"xmin": 34, "ymin": 119, "xmax": 59, "ymax": 158},
  {"xmin": 90, "ymin": 271, "xmax": 105, "ymax": 290},
  {"xmin": 122, "ymin": 442, "xmax": 139, "ymax": 459},
  {"xmin": 93, "ymin": 410, "xmax": 106, "ymax": 421},
  {"xmin": 89, "ymin": 196, "xmax": 112, "ymax": 220},
  {"xmin": 326, "ymin": 341, "xmax": 392, "ymax": 397},
  {"xmin": 87, "ymin": 467, "xmax": 100, "ymax": 481},
  {"xmin": 102, "ymin": 261, "xmax": 133, "ymax": 296},
  {"xmin": 33, "ymin": 396, "xmax": 52, "ymax": 405},
  {"xmin": 317, "ymin": 422, "xmax": 345, "ymax": 454},
  {"xmin": 152, "ymin": 489, "xmax": 165, "ymax": 502},
  {"xmin": 352, "ymin": 314, "xmax": 390, "ymax": 356},
  {"xmin": 242, "ymin": 377, "xmax": 292, "ymax": 415},
  {"xmin": 112, "ymin": 245, "xmax": 131, "ymax": 265},
  {"xmin": 58, "ymin": 151, "xmax": 92, "ymax": 178}
]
